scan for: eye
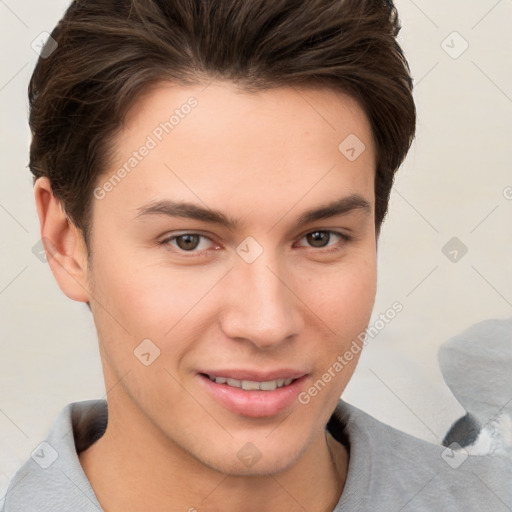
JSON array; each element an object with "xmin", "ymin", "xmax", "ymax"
[
  {"xmin": 295, "ymin": 230, "xmax": 352, "ymax": 252},
  {"xmin": 159, "ymin": 229, "xmax": 352, "ymax": 257},
  {"xmin": 160, "ymin": 233, "xmax": 217, "ymax": 253}
]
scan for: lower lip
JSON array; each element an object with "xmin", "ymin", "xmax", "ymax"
[{"xmin": 197, "ymin": 374, "xmax": 308, "ymax": 418}]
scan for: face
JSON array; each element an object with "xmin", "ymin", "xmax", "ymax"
[{"xmin": 85, "ymin": 81, "xmax": 377, "ymax": 475}]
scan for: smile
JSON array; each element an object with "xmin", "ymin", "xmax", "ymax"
[{"xmin": 198, "ymin": 371, "xmax": 308, "ymax": 417}]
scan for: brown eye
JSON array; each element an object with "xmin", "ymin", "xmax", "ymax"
[
  {"xmin": 175, "ymin": 234, "xmax": 201, "ymax": 251},
  {"xmin": 160, "ymin": 233, "xmax": 216, "ymax": 254},
  {"xmin": 295, "ymin": 230, "xmax": 352, "ymax": 253},
  {"xmin": 306, "ymin": 231, "xmax": 332, "ymax": 248}
]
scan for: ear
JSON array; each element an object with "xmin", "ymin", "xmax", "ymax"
[{"xmin": 34, "ymin": 177, "xmax": 91, "ymax": 303}]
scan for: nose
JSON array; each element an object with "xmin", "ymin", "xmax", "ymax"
[{"xmin": 219, "ymin": 251, "xmax": 303, "ymax": 350}]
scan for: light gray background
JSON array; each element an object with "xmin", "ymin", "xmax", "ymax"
[{"xmin": 1, "ymin": 0, "xmax": 511, "ymax": 497}]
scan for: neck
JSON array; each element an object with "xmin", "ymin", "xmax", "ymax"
[{"xmin": 78, "ymin": 399, "xmax": 348, "ymax": 512}]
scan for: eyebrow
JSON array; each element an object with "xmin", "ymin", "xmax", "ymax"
[{"xmin": 135, "ymin": 194, "xmax": 371, "ymax": 231}]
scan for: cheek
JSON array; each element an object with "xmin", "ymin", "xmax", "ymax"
[
  {"xmin": 304, "ymin": 257, "xmax": 376, "ymax": 400},
  {"xmin": 87, "ymin": 256, "xmax": 213, "ymax": 395},
  {"xmin": 300, "ymin": 253, "xmax": 377, "ymax": 333},
  {"xmin": 89, "ymin": 234, "xmax": 219, "ymax": 338},
  {"xmin": 294, "ymin": 253, "xmax": 377, "ymax": 399}
]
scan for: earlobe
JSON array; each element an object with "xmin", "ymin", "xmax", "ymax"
[{"xmin": 34, "ymin": 177, "xmax": 91, "ymax": 303}]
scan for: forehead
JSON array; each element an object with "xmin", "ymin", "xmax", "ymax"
[
  {"xmin": 120, "ymin": 80, "xmax": 374, "ymax": 152},
  {"xmin": 95, "ymin": 81, "xmax": 376, "ymax": 228}
]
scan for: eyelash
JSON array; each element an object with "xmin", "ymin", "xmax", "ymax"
[{"xmin": 158, "ymin": 230, "xmax": 353, "ymax": 257}]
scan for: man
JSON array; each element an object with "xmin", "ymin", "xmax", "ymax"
[{"xmin": 2, "ymin": 1, "xmax": 508, "ymax": 511}]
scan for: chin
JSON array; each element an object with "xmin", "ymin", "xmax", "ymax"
[
  {"xmin": 217, "ymin": 452, "xmax": 301, "ymax": 477},
  {"xmin": 193, "ymin": 433, "xmax": 311, "ymax": 478}
]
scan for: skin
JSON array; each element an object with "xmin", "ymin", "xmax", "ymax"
[{"xmin": 34, "ymin": 81, "xmax": 377, "ymax": 512}]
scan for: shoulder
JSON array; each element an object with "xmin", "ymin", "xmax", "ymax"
[
  {"xmin": 1, "ymin": 400, "xmax": 106, "ymax": 512},
  {"xmin": 328, "ymin": 400, "xmax": 511, "ymax": 512}
]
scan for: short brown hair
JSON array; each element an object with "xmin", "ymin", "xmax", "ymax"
[{"xmin": 28, "ymin": 0, "xmax": 416, "ymax": 247}]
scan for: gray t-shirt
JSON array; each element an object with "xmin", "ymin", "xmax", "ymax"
[{"xmin": 1, "ymin": 399, "xmax": 510, "ymax": 511}]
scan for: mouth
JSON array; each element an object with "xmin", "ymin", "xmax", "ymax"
[{"xmin": 197, "ymin": 370, "xmax": 309, "ymax": 418}]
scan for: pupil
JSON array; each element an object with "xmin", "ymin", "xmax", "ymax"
[
  {"xmin": 177, "ymin": 234, "xmax": 200, "ymax": 251},
  {"xmin": 307, "ymin": 231, "xmax": 329, "ymax": 248}
]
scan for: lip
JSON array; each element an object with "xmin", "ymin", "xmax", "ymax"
[{"xmin": 197, "ymin": 371, "xmax": 309, "ymax": 418}]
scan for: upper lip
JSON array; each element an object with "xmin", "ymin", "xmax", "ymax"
[{"xmin": 199, "ymin": 369, "xmax": 308, "ymax": 381}]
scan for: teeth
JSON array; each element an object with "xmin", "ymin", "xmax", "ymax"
[
  {"xmin": 260, "ymin": 380, "xmax": 277, "ymax": 391},
  {"xmin": 208, "ymin": 375, "xmax": 294, "ymax": 390},
  {"xmin": 242, "ymin": 380, "xmax": 261, "ymax": 390}
]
